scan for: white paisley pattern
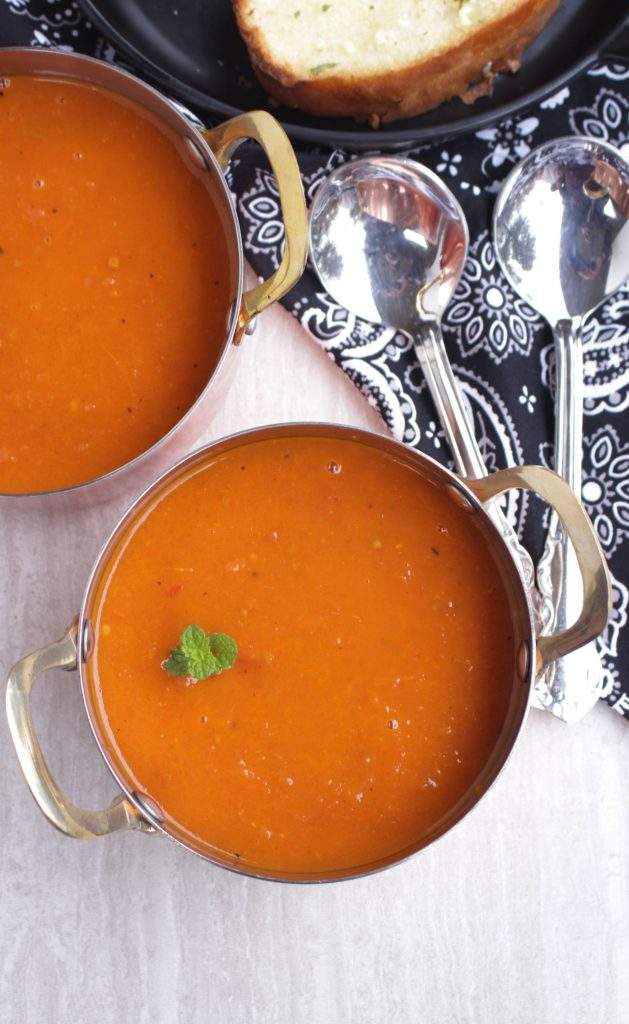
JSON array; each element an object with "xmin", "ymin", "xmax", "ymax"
[
  {"xmin": 603, "ymin": 279, "xmax": 629, "ymax": 324},
  {"xmin": 540, "ymin": 304, "xmax": 629, "ymax": 417},
  {"xmin": 589, "ymin": 61, "xmax": 629, "ymax": 84},
  {"xmin": 581, "ymin": 426, "xmax": 629, "ymax": 558},
  {"xmin": 403, "ymin": 362, "xmax": 529, "ymax": 531},
  {"xmin": 294, "ymin": 293, "xmax": 420, "ymax": 445},
  {"xmin": 598, "ymin": 574, "xmax": 629, "ymax": 711},
  {"xmin": 599, "ymin": 575, "xmax": 629, "ymax": 666},
  {"xmin": 238, "ymin": 167, "xmax": 285, "ymax": 269},
  {"xmin": 303, "ymin": 149, "xmax": 347, "ymax": 204},
  {"xmin": 455, "ymin": 366, "xmax": 528, "ymax": 535},
  {"xmin": 436, "ymin": 150, "xmax": 463, "ymax": 177},
  {"xmin": 476, "ymin": 115, "xmax": 540, "ymax": 188},
  {"xmin": 444, "ymin": 231, "xmax": 542, "ymax": 363},
  {"xmin": 539, "ymin": 426, "xmax": 629, "ymax": 559},
  {"xmin": 569, "ymin": 87, "xmax": 629, "ymax": 155},
  {"xmin": 540, "ymin": 87, "xmax": 570, "ymax": 111},
  {"xmin": 3, "ymin": 0, "xmax": 84, "ymax": 46}
]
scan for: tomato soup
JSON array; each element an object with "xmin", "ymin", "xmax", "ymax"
[
  {"xmin": 88, "ymin": 435, "xmax": 517, "ymax": 874},
  {"xmin": 0, "ymin": 75, "xmax": 231, "ymax": 493}
]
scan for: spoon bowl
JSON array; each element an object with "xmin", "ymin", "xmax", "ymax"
[
  {"xmin": 310, "ymin": 157, "xmax": 468, "ymax": 333},
  {"xmin": 493, "ymin": 135, "xmax": 629, "ymax": 325},
  {"xmin": 309, "ymin": 156, "xmax": 483, "ymax": 475}
]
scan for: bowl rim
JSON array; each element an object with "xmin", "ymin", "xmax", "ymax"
[
  {"xmin": 0, "ymin": 47, "xmax": 245, "ymax": 500},
  {"xmin": 76, "ymin": 420, "xmax": 536, "ymax": 883}
]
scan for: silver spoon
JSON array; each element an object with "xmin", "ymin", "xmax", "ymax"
[
  {"xmin": 309, "ymin": 155, "xmax": 539, "ymax": 632},
  {"xmin": 494, "ymin": 136, "xmax": 629, "ymax": 721}
]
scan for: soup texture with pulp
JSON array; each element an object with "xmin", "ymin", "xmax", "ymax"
[
  {"xmin": 0, "ymin": 74, "xmax": 230, "ymax": 493},
  {"xmin": 89, "ymin": 436, "xmax": 517, "ymax": 874}
]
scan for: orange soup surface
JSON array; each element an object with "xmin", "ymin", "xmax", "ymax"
[
  {"xmin": 0, "ymin": 74, "xmax": 231, "ymax": 493},
  {"xmin": 90, "ymin": 436, "xmax": 517, "ymax": 874}
]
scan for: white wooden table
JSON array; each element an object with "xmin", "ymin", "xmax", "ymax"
[{"xmin": 1, "ymin": 297, "xmax": 627, "ymax": 1024}]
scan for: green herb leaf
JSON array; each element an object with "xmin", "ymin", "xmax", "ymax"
[
  {"xmin": 207, "ymin": 632, "xmax": 238, "ymax": 671},
  {"xmin": 164, "ymin": 624, "xmax": 238, "ymax": 681},
  {"xmin": 309, "ymin": 62, "xmax": 338, "ymax": 76},
  {"xmin": 163, "ymin": 645, "xmax": 190, "ymax": 677}
]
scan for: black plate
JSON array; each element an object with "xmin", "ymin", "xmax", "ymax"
[{"xmin": 80, "ymin": 0, "xmax": 627, "ymax": 149}]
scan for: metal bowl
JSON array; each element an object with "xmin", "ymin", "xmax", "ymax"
[
  {"xmin": 6, "ymin": 423, "xmax": 611, "ymax": 882},
  {"xmin": 0, "ymin": 49, "xmax": 307, "ymax": 507}
]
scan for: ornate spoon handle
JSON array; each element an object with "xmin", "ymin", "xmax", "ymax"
[{"xmin": 536, "ymin": 318, "xmax": 605, "ymax": 720}]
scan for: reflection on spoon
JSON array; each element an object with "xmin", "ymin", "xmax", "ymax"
[{"xmin": 494, "ymin": 135, "xmax": 629, "ymax": 721}]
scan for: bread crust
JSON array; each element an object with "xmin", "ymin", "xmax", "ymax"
[{"xmin": 233, "ymin": 0, "xmax": 560, "ymax": 124}]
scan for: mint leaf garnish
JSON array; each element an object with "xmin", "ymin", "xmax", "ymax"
[
  {"xmin": 164, "ymin": 624, "xmax": 238, "ymax": 681},
  {"xmin": 207, "ymin": 632, "xmax": 238, "ymax": 671},
  {"xmin": 163, "ymin": 645, "xmax": 190, "ymax": 677}
]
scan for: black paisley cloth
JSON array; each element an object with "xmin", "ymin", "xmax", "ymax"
[{"xmin": 1, "ymin": 2, "xmax": 628, "ymax": 717}]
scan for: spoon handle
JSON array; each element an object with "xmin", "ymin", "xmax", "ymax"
[
  {"xmin": 536, "ymin": 319, "xmax": 605, "ymax": 720},
  {"xmin": 553, "ymin": 319, "xmax": 584, "ymax": 486},
  {"xmin": 413, "ymin": 322, "xmax": 539, "ymax": 601},
  {"xmin": 413, "ymin": 322, "xmax": 486, "ymax": 477}
]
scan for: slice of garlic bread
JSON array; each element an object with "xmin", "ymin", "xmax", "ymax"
[{"xmin": 234, "ymin": 0, "xmax": 560, "ymax": 125}]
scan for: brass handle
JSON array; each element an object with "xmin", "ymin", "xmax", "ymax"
[
  {"xmin": 5, "ymin": 621, "xmax": 154, "ymax": 839},
  {"xmin": 203, "ymin": 111, "xmax": 308, "ymax": 333},
  {"xmin": 466, "ymin": 466, "xmax": 611, "ymax": 677}
]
